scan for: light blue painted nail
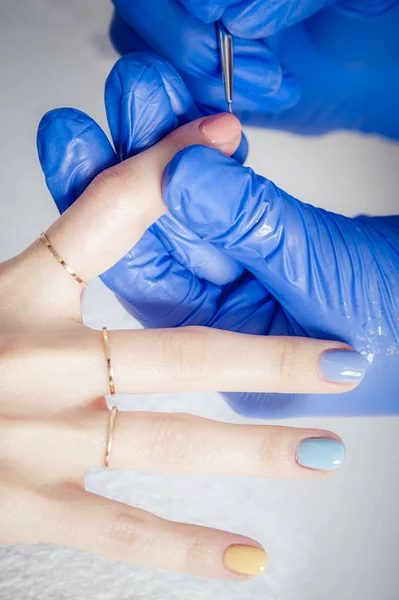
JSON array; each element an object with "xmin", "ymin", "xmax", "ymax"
[
  {"xmin": 319, "ymin": 350, "xmax": 368, "ymax": 383},
  {"xmin": 297, "ymin": 438, "xmax": 345, "ymax": 471}
]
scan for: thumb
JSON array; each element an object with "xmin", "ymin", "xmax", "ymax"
[{"xmin": 162, "ymin": 146, "xmax": 383, "ymax": 347}]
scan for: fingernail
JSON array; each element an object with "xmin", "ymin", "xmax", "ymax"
[
  {"xmin": 199, "ymin": 113, "xmax": 241, "ymax": 145},
  {"xmin": 297, "ymin": 438, "xmax": 345, "ymax": 471},
  {"xmin": 319, "ymin": 350, "xmax": 368, "ymax": 383},
  {"xmin": 224, "ymin": 545, "xmax": 268, "ymax": 577}
]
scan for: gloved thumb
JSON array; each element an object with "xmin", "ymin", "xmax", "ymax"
[{"xmin": 162, "ymin": 146, "xmax": 387, "ymax": 346}]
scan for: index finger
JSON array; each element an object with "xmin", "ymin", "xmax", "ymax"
[{"xmin": 40, "ymin": 113, "xmax": 241, "ymax": 286}]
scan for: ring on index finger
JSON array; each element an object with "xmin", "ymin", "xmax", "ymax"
[{"xmin": 40, "ymin": 232, "xmax": 87, "ymax": 286}]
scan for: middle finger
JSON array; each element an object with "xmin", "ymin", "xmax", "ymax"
[{"xmin": 5, "ymin": 325, "xmax": 365, "ymax": 418}]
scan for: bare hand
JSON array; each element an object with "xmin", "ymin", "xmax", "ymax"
[{"xmin": 1, "ymin": 113, "xmax": 352, "ymax": 579}]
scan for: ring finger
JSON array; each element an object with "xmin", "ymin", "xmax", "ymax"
[{"xmin": 12, "ymin": 409, "xmax": 345, "ymax": 484}]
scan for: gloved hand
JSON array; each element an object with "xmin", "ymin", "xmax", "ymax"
[
  {"xmin": 37, "ymin": 53, "xmax": 399, "ymax": 418},
  {"xmin": 110, "ymin": 0, "xmax": 399, "ymax": 138},
  {"xmin": 159, "ymin": 151, "xmax": 399, "ymax": 417}
]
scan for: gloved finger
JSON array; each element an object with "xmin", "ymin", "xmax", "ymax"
[
  {"xmin": 209, "ymin": 275, "xmax": 288, "ymax": 335},
  {"xmin": 178, "ymin": 0, "xmax": 330, "ymax": 38},
  {"xmin": 36, "ymin": 59, "xmax": 243, "ymax": 294},
  {"xmin": 105, "ymin": 53, "xmax": 245, "ymax": 286},
  {"xmin": 104, "ymin": 239, "xmax": 277, "ymax": 332},
  {"xmin": 147, "ymin": 214, "xmax": 244, "ymax": 287},
  {"xmin": 37, "ymin": 113, "xmax": 242, "ymax": 294},
  {"xmin": 37, "ymin": 109, "xmax": 117, "ymax": 214},
  {"xmin": 162, "ymin": 146, "xmax": 378, "ymax": 344},
  {"xmin": 36, "ymin": 54, "xmax": 236, "ymax": 218},
  {"xmin": 105, "ymin": 52, "xmax": 201, "ymax": 159},
  {"xmin": 101, "ymin": 229, "xmax": 224, "ymax": 329},
  {"xmin": 105, "ymin": 51, "xmax": 248, "ymax": 163},
  {"xmin": 222, "ymin": 0, "xmax": 332, "ymax": 38},
  {"xmin": 113, "ymin": 0, "xmax": 300, "ymax": 113},
  {"xmin": 42, "ymin": 114, "xmax": 241, "ymax": 284}
]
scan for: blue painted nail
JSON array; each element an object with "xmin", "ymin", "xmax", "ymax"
[
  {"xmin": 319, "ymin": 350, "xmax": 367, "ymax": 383},
  {"xmin": 297, "ymin": 438, "xmax": 345, "ymax": 471}
]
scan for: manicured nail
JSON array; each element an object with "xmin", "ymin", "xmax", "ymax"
[
  {"xmin": 224, "ymin": 545, "xmax": 268, "ymax": 576},
  {"xmin": 319, "ymin": 350, "xmax": 368, "ymax": 383},
  {"xmin": 297, "ymin": 438, "xmax": 345, "ymax": 471},
  {"xmin": 199, "ymin": 113, "xmax": 241, "ymax": 144}
]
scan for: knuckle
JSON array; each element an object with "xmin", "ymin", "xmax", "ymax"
[
  {"xmin": 165, "ymin": 131, "xmax": 185, "ymax": 155},
  {"xmin": 91, "ymin": 165, "xmax": 121, "ymax": 191},
  {"xmin": 90, "ymin": 165, "xmax": 132, "ymax": 206},
  {"xmin": 151, "ymin": 414, "xmax": 193, "ymax": 465},
  {"xmin": 258, "ymin": 430, "xmax": 291, "ymax": 470},
  {"xmin": 185, "ymin": 529, "xmax": 223, "ymax": 572},
  {"xmin": 275, "ymin": 339, "xmax": 304, "ymax": 384},
  {"xmin": 160, "ymin": 327, "xmax": 211, "ymax": 381},
  {"xmin": 100, "ymin": 512, "xmax": 154, "ymax": 556}
]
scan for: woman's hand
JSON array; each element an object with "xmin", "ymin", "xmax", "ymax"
[
  {"xmin": 39, "ymin": 54, "xmax": 377, "ymax": 420},
  {"xmin": 2, "ymin": 106, "xmax": 356, "ymax": 579}
]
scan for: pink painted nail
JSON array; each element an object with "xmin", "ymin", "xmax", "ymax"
[{"xmin": 199, "ymin": 113, "xmax": 241, "ymax": 145}]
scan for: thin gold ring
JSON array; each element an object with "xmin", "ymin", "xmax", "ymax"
[
  {"xmin": 40, "ymin": 232, "xmax": 87, "ymax": 286},
  {"xmin": 104, "ymin": 406, "xmax": 118, "ymax": 469},
  {"xmin": 102, "ymin": 327, "xmax": 115, "ymax": 396}
]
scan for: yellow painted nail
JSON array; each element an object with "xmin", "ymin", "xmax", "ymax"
[{"xmin": 224, "ymin": 545, "xmax": 268, "ymax": 576}]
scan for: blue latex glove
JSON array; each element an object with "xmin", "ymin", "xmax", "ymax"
[
  {"xmin": 161, "ymin": 150, "xmax": 399, "ymax": 417},
  {"xmin": 37, "ymin": 53, "xmax": 399, "ymax": 418},
  {"xmin": 111, "ymin": 0, "xmax": 399, "ymax": 137}
]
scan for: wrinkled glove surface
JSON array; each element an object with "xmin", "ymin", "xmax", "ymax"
[
  {"xmin": 37, "ymin": 53, "xmax": 399, "ymax": 418},
  {"xmin": 111, "ymin": 0, "xmax": 399, "ymax": 138}
]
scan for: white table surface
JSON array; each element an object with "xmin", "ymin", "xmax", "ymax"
[{"xmin": 0, "ymin": 1, "xmax": 398, "ymax": 599}]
